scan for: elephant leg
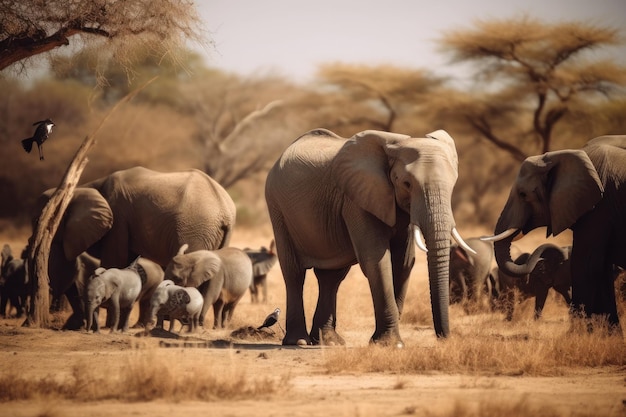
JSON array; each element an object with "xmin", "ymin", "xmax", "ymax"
[
  {"xmin": 212, "ymin": 299, "xmax": 225, "ymax": 329},
  {"xmin": 278, "ymin": 244, "xmax": 309, "ymax": 346},
  {"xmin": 534, "ymin": 287, "xmax": 549, "ymax": 320},
  {"xmin": 249, "ymin": 281, "xmax": 258, "ymax": 303},
  {"xmin": 593, "ymin": 263, "xmax": 620, "ymax": 330},
  {"xmin": 310, "ymin": 267, "xmax": 349, "ymax": 346},
  {"xmin": 62, "ymin": 283, "xmax": 86, "ymax": 330},
  {"xmin": 133, "ymin": 296, "xmax": 152, "ymax": 328},
  {"xmin": 198, "ymin": 278, "xmax": 223, "ymax": 328},
  {"xmin": 261, "ymin": 275, "xmax": 268, "ymax": 303},
  {"xmin": 109, "ymin": 300, "xmax": 120, "ymax": 333},
  {"xmin": 119, "ymin": 307, "xmax": 131, "ymax": 332},
  {"xmin": 390, "ymin": 228, "xmax": 415, "ymax": 316},
  {"xmin": 0, "ymin": 292, "xmax": 7, "ymax": 317}
]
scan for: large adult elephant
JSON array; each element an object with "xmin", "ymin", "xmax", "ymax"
[
  {"xmin": 31, "ymin": 166, "xmax": 236, "ymax": 330},
  {"xmin": 265, "ymin": 128, "xmax": 470, "ymax": 347},
  {"xmin": 483, "ymin": 135, "xmax": 626, "ymax": 329}
]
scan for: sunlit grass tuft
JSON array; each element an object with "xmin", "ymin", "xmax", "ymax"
[
  {"xmin": 0, "ymin": 350, "xmax": 288, "ymax": 402},
  {"xmin": 324, "ymin": 316, "xmax": 626, "ymax": 376}
]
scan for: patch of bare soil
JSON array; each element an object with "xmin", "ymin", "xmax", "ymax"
[{"xmin": 0, "ymin": 314, "xmax": 624, "ymax": 417}]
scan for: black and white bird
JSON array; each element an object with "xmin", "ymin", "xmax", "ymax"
[
  {"xmin": 22, "ymin": 119, "xmax": 54, "ymax": 160},
  {"xmin": 257, "ymin": 307, "xmax": 282, "ymax": 333}
]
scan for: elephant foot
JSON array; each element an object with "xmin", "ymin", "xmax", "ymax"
[
  {"xmin": 310, "ymin": 328, "xmax": 345, "ymax": 346},
  {"xmin": 370, "ymin": 329, "xmax": 404, "ymax": 348},
  {"xmin": 282, "ymin": 330, "xmax": 311, "ymax": 346}
]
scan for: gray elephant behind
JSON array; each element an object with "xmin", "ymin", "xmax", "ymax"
[
  {"xmin": 84, "ymin": 258, "xmax": 143, "ymax": 333},
  {"xmin": 147, "ymin": 279, "xmax": 203, "ymax": 333},
  {"xmin": 31, "ymin": 166, "xmax": 235, "ymax": 330},
  {"xmin": 0, "ymin": 244, "xmax": 28, "ymax": 318},
  {"xmin": 244, "ymin": 239, "xmax": 278, "ymax": 304},
  {"xmin": 493, "ymin": 243, "xmax": 572, "ymax": 321},
  {"xmin": 164, "ymin": 244, "xmax": 253, "ymax": 329},
  {"xmin": 486, "ymin": 135, "xmax": 626, "ymax": 329},
  {"xmin": 449, "ymin": 237, "xmax": 494, "ymax": 313}
]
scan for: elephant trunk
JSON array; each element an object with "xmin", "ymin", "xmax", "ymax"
[
  {"xmin": 492, "ymin": 231, "xmax": 542, "ymax": 278},
  {"xmin": 86, "ymin": 303, "xmax": 95, "ymax": 332},
  {"xmin": 415, "ymin": 189, "xmax": 454, "ymax": 338}
]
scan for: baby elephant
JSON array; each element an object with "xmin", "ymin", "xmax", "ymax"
[
  {"xmin": 165, "ymin": 244, "xmax": 253, "ymax": 329},
  {"xmin": 494, "ymin": 243, "xmax": 572, "ymax": 321},
  {"xmin": 244, "ymin": 239, "xmax": 278, "ymax": 304},
  {"xmin": 449, "ymin": 237, "xmax": 495, "ymax": 313},
  {"xmin": 148, "ymin": 280, "xmax": 203, "ymax": 333},
  {"xmin": 85, "ymin": 258, "xmax": 142, "ymax": 333}
]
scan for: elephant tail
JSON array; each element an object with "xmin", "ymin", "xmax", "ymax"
[{"xmin": 218, "ymin": 225, "xmax": 232, "ymax": 249}]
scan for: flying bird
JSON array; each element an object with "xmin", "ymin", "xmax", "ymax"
[
  {"xmin": 22, "ymin": 119, "xmax": 54, "ymax": 160},
  {"xmin": 257, "ymin": 307, "xmax": 282, "ymax": 333}
]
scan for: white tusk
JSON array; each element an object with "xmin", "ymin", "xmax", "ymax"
[
  {"xmin": 452, "ymin": 228, "xmax": 477, "ymax": 255},
  {"xmin": 479, "ymin": 228, "xmax": 519, "ymax": 242},
  {"xmin": 414, "ymin": 227, "xmax": 428, "ymax": 253}
]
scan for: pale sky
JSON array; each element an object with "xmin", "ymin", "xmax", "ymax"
[{"xmin": 197, "ymin": 0, "xmax": 626, "ymax": 83}]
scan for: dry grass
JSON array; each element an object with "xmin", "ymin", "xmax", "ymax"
[
  {"xmin": 323, "ymin": 315, "xmax": 626, "ymax": 376},
  {"xmin": 0, "ymin": 349, "xmax": 287, "ymax": 402}
]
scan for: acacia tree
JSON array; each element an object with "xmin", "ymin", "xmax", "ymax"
[
  {"xmin": 0, "ymin": 0, "xmax": 205, "ymax": 73},
  {"xmin": 316, "ymin": 64, "xmax": 443, "ymax": 133},
  {"xmin": 438, "ymin": 17, "xmax": 626, "ymax": 161},
  {"xmin": 2, "ymin": 0, "xmax": 206, "ymax": 328}
]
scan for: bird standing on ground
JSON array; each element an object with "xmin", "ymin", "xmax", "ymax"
[
  {"xmin": 22, "ymin": 119, "xmax": 54, "ymax": 160},
  {"xmin": 257, "ymin": 307, "xmax": 282, "ymax": 333}
]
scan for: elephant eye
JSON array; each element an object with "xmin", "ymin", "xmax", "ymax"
[
  {"xmin": 403, "ymin": 181, "xmax": 411, "ymax": 190},
  {"xmin": 519, "ymin": 191, "xmax": 527, "ymax": 199}
]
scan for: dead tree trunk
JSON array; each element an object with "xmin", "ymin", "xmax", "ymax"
[{"xmin": 24, "ymin": 77, "xmax": 157, "ymax": 328}]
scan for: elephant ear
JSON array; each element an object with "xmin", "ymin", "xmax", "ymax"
[
  {"xmin": 187, "ymin": 251, "xmax": 222, "ymax": 287},
  {"xmin": 332, "ymin": 130, "xmax": 411, "ymax": 227},
  {"xmin": 534, "ymin": 150, "xmax": 603, "ymax": 236},
  {"xmin": 62, "ymin": 188, "xmax": 114, "ymax": 260}
]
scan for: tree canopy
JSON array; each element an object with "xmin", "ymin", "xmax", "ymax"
[
  {"xmin": 438, "ymin": 16, "xmax": 626, "ymax": 160},
  {"xmin": 0, "ymin": 0, "xmax": 205, "ymax": 73}
]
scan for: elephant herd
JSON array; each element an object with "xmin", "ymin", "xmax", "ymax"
[{"xmin": 1, "ymin": 130, "xmax": 624, "ymax": 346}]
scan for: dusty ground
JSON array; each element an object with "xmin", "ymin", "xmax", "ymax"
[{"xmin": 0, "ymin": 227, "xmax": 625, "ymax": 417}]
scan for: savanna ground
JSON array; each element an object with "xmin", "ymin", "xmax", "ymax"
[{"xmin": 0, "ymin": 224, "xmax": 625, "ymax": 417}]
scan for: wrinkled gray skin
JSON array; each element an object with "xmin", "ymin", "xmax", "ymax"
[
  {"xmin": 147, "ymin": 280, "xmax": 204, "ymax": 333},
  {"xmin": 32, "ymin": 166, "xmax": 235, "ymax": 330},
  {"xmin": 165, "ymin": 244, "xmax": 253, "ymax": 328},
  {"xmin": 244, "ymin": 240, "xmax": 278, "ymax": 303},
  {"xmin": 85, "ymin": 259, "xmax": 142, "ymax": 333},
  {"xmin": 491, "ymin": 135, "xmax": 626, "ymax": 329},
  {"xmin": 0, "ymin": 244, "xmax": 28, "ymax": 318},
  {"xmin": 71, "ymin": 254, "xmax": 164, "ymax": 330},
  {"xmin": 265, "ymin": 129, "xmax": 462, "ymax": 346},
  {"xmin": 494, "ymin": 244, "xmax": 572, "ymax": 321},
  {"xmin": 449, "ymin": 238, "xmax": 494, "ymax": 312}
]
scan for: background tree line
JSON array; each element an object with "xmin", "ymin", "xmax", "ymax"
[{"xmin": 1, "ymin": 7, "xmax": 625, "ymax": 229}]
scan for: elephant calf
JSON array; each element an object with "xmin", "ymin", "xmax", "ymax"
[
  {"xmin": 493, "ymin": 244, "xmax": 572, "ymax": 321},
  {"xmin": 244, "ymin": 239, "xmax": 278, "ymax": 304},
  {"xmin": 148, "ymin": 280, "xmax": 203, "ymax": 333},
  {"xmin": 0, "ymin": 244, "xmax": 28, "ymax": 318},
  {"xmin": 85, "ymin": 258, "xmax": 143, "ymax": 333},
  {"xmin": 449, "ymin": 237, "xmax": 495, "ymax": 313},
  {"xmin": 165, "ymin": 244, "xmax": 253, "ymax": 329}
]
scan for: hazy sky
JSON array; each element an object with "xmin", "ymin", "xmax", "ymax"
[{"xmin": 197, "ymin": 0, "xmax": 626, "ymax": 83}]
